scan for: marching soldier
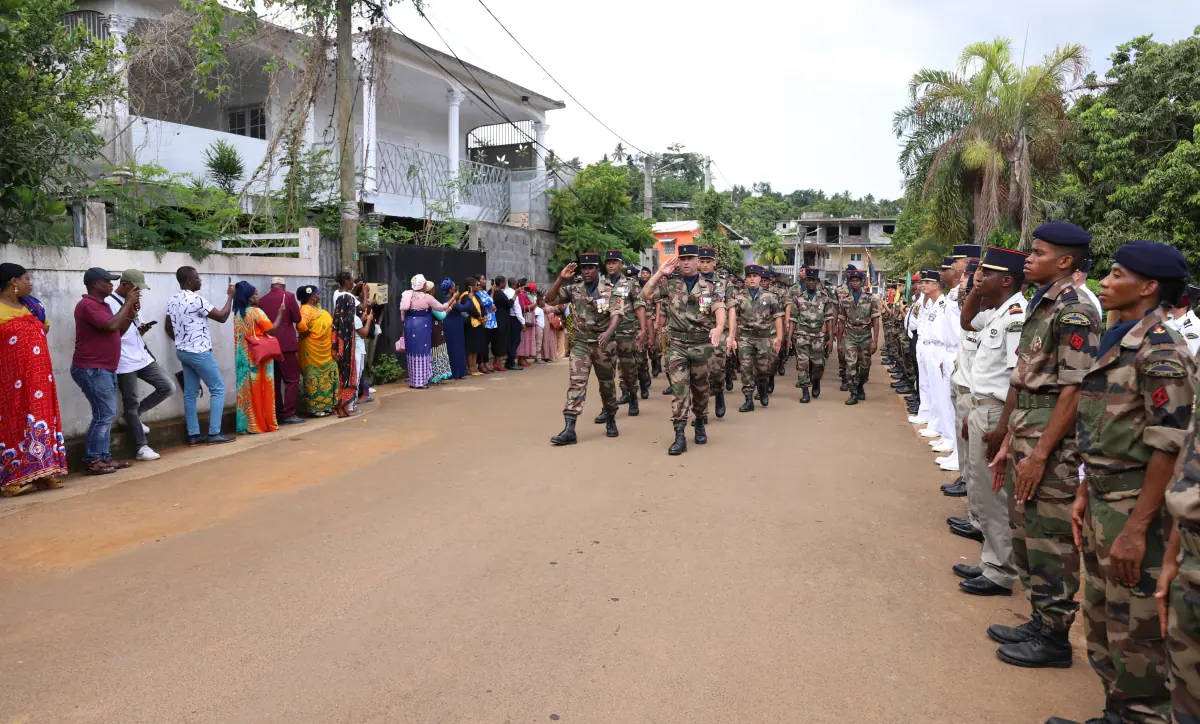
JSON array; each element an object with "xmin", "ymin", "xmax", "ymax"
[
  {"xmin": 698, "ymin": 248, "xmax": 732, "ymax": 418},
  {"xmin": 601, "ymin": 251, "xmax": 648, "ymax": 415},
  {"xmin": 642, "ymin": 244, "xmax": 728, "ymax": 455},
  {"xmin": 835, "ymin": 267, "xmax": 882, "ymax": 405},
  {"xmin": 789, "ymin": 267, "xmax": 835, "ymax": 403},
  {"xmin": 1045, "ymin": 240, "xmax": 1195, "ymax": 724},
  {"xmin": 729, "ymin": 265, "xmax": 784, "ymax": 412},
  {"xmin": 986, "ymin": 221, "xmax": 1101, "ymax": 669},
  {"xmin": 545, "ymin": 253, "xmax": 630, "ymax": 445}
]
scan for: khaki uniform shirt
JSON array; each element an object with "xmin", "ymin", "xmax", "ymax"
[{"xmin": 558, "ymin": 276, "xmax": 630, "ymax": 343}]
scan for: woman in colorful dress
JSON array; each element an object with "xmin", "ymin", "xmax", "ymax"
[
  {"xmin": 296, "ymin": 285, "xmax": 338, "ymax": 416},
  {"xmin": 473, "ymin": 280, "xmax": 497, "ymax": 374},
  {"xmin": 332, "ymin": 288, "xmax": 361, "ymax": 416},
  {"xmin": 232, "ymin": 281, "xmax": 284, "ymax": 434},
  {"xmin": 516, "ymin": 281, "xmax": 538, "ymax": 366},
  {"xmin": 0, "ymin": 263, "xmax": 67, "ymax": 497},
  {"xmin": 399, "ymin": 274, "xmax": 453, "ymax": 389},
  {"xmin": 427, "ymin": 280, "xmax": 453, "ymax": 385}
]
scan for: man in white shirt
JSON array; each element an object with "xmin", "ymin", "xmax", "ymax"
[
  {"xmin": 1072, "ymin": 259, "xmax": 1102, "ymax": 317},
  {"xmin": 942, "ymin": 250, "xmax": 982, "ymax": 504},
  {"xmin": 1164, "ymin": 285, "xmax": 1200, "ymax": 355},
  {"xmin": 107, "ymin": 269, "xmax": 173, "ymax": 461},
  {"xmin": 165, "ymin": 266, "xmax": 235, "ymax": 446},
  {"xmin": 506, "ymin": 277, "xmax": 524, "ymax": 369},
  {"xmin": 910, "ymin": 278, "xmax": 939, "ymax": 429},
  {"xmin": 952, "ymin": 245, "xmax": 1027, "ymax": 597},
  {"xmin": 927, "ymin": 257, "xmax": 962, "ymax": 471}
]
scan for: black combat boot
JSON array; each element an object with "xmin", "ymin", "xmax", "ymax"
[
  {"xmin": 739, "ymin": 392, "xmax": 755, "ymax": 412},
  {"xmin": 694, "ymin": 416, "xmax": 708, "ymax": 445},
  {"xmin": 627, "ymin": 396, "xmax": 639, "ymax": 417},
  {"xmin": 856, "ymin": 386, "xmax": 866, "ymax": 401},
  {"xmin": 668, "ymin": 422, "xmax": 687, "ymax": 455},
  {"xmin": 594, "ymin": 410, "xmax": 612, "ymax": 424},
  {"xmin": 767, "ymin": 376, "xmax": 775, "ymax": 393},
  {"xmin": 714, "ymin": 389, "xmax": 726, "ymax": 418},
  {"xmin": 758, "ymin": 381, "xmax": 770, "ymax": 407},
  {"xmin": 987, "ymin": 618, "xmax": 1044, "ymax": 645},
  {"xmin": 640, "ymin": 380, "xmax": 650, "ymax": 399},
  {"xmin": 799, "ymin": 386, "xmax": 811, "ymax": 404},
  {"xmin": 725, "ymin": 376, "xmax": 734, "ymax": 391},
  {"xmin": 662, "ymin": 385, "xmax": 672, "ymax": 395},
  {"xmin": 845, "ymin": 386, "xmax": 859, "ymax": 405},
  {"xmin": 996, "ymin": 627, "xmax": 1073, "ymax": 668},
  {"xmin": 606, "ymin": 414, "xmax": 619, "ymax": 438},
  {"xmin": 652, "ymin": 358, "xmax": 661, "ymax": 377},
  {"xmin": 839, "ymin": 378, "xmax": 848, "ymax": 392},
  {"xmin": 616, "ymin": 392, "xmax": 631, "ymax": 405},
  {"xmin": 812, "ymin": 378, "xmax": 821, "ymax": 398},
  {"xmin": 550, "ymin": 415, "xmax": 578, "ymax": 446}
]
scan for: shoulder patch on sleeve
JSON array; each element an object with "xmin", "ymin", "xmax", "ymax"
[
  {"xmin": 1059, "ymin": 311, "xmax": 1092, "ymax": 326},
  {"xmin": 1144, "ymin": 360, "xmax": 1187, "ymax": 378},
  {"xmin": 1007, "ymin": 303, "xmax": 1023, "ymax": 315},
  {"xmin": 1005, "ymin": 321, "xmax": 1023, "ymax": 333}
]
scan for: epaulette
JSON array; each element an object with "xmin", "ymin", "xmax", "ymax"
[
  {"xmin": 1005, "ymin": 302, "xmax": 1023, "ymax": 316},
  {"xmin": 1146, "ymin": 323, "xmax": 1178, "ymax": 347}
]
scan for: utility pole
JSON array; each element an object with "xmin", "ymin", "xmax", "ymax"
[
  {"xmin": 703, "ymin": 155, "xmax": 712, "ymax": 192},
  {"xmin": 643, "ymin": 156, "xmax": 654, "ymax": 219},
  {"xmin": 336, "ymin": 0, "xmax": 358, "ymax": 272}
]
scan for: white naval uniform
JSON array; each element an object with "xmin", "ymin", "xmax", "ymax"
[
  {"xmin": 914, "ymin": 295, "xmax": 938, "ymax": 426},
  {"xmin": 926, "ymin": 294, "xmax": 961, "ymax": 444},
  {"xmin": 1166, "ymin": 309, "xmax": 1200, "ymax": 356}
]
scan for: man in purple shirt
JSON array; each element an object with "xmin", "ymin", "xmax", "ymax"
[
  {"xmin": 71, "ymin": 267, "xmax": 140, "ymax": 474},
  {"xmin": 257, "ymin": 277, "xmax": 305, "ymax": 424}
]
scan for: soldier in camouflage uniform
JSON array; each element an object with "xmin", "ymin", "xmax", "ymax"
[
  {"xmin": 986, "ymin": 221, "xmax": 1103, "ymax": 669},
  {"xmin": 637, "ymin": 267, "xmax": 656, "ymax": 382},
  {"xmin": 729, "ymin": 265, "xmax": 784, "ymax": 412},
  {"xmin": 1043, "ymin": 241, "xmax": 1195, "ymax": 724},
  {"xmin": 602, "ymin": 251, "xmax": 649, "ymax": 416},
  {"xmin": 835, "ymin": 267, "xmax": 882, "ymax": 405},
  {"xmin": 698, "ymin": 248, "xmax": 732, "ymax": 418},
  {"xmin": 642, "ymin": 244, "xmax": 728, "ymax": 455},
  {"xmin": 545, "ymin": 253, "xmax": 631, "ymax": 446},
  {"xmin": 725, "ymin": 271, "xmax": 743, "ymax": 392},
  {"xmin": 789, "ymin": 267, "xmax": 835, "ymax": 403}
]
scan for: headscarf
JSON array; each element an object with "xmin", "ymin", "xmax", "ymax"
[
  {"xmin": 424, "ymin": 280, "xmax": 434, "ymax": 294},
  {"xmin": 439, "ymin": 277, "xmax": 454, "ymax": 295},
  {"xmin": 296, "ymin": 284, "xmax": 318, "ymax": 305},
  {"xmin": 233, "ymin": 281, "xmax": 256, "ymax": 318},
  {"xmin": 411, "ymin": 274, "xmax": 426, "ymax": 291}
]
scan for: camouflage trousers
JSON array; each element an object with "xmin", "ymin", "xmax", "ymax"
[
  {"xmin": 1082, "ymin": 483, "xmax": 1171, "ymax": 723},
  {"xmin": 1006, "ymin": 434, "xmax": 1082, "ymax": 633},
  {"xmin": 666, "ymin": 338, "xmax": 713, "ymax": 424},
  {"xmin": 738, "ymin": 336, "xmax": 775, "ymax": 394},
  {"xmin": 614, "ymin": 335, "xmax": 650, "ymax": 398},
  {"xmin": 841, "ymin": 329, "xmax": 873, "ymax": 388},
  {"xmin": 1168, "ymin": 558, "xmax": 1200, "ymax": 724},
  {"xmin": 837, "ymin": 336, "xmax": 846, "ymax": 380},
  {"xmin": 562, "ymin": 338, "xmax": 618, "ymax": 418},
  {"xmin": 708, "ymin": 337, "xmax": 728, "ymax": 391},
  {"xmin": 793, "ymin": 331, "xmax": 826, "ymax": 387}
]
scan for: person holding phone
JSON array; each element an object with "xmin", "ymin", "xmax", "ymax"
[{"xmin": 107, "ymin": 269, "xmax": 174, "ymax": 462}]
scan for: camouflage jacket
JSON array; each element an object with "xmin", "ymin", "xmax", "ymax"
[
  {"xmin": 1168, "ymin": 393, "xmax": 1200, "ymax": 580},
  {"xmin": 702, "ymin": 272, "xmax": 731, "ymax": 331},
  {"xmin": 654, "ymin": 274, "xmax": 726, "ymax": 341},
  {"xmin": 835, "ymin": 287, "xmax": 881, "ymax": 333},
  {"xmin": 731, "ymin": 288, "xmax": 783, "ymax": 336},
  {"xmin": 1008, "ymin": 276, "xmax": 1101, "ymax": 438},
  {"xmin": 1077, "ymin": 308, "xmax": 1196, "ymax": 491},
  {"xmin": 608, "ymin": 275, "xmax": 645, "ymax": 337},
  {"xmin": 558, "ymin": 276, "xmax": 630, "ymax": 342},
  {"xmin": 789, "ymin": 288, "xmax": 835, "ymax": 335}
]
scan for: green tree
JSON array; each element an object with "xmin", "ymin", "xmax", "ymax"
[
  {"xmin": 1057, "ymin": 29, "xmax": 1200, "ymax": 273},
  {"xmin": 692, "ymin": 188, "xmax": 742, "ymax": 270},
  {"xmin": 893, "ymin": 38, "xmax": 1087, "ymax": 248},
  {"xmin": 548, "ymin": 162, "xmax": 653, "ymax": 275},
  {"xmin": 203, "ymin": 139, "xmax": 245, "ymax": 195},
  {"xmin": 0, "ymin": 0, "xmax": 120, "ymax": 243}
]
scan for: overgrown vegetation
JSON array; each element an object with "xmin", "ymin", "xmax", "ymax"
[
  {"xmin": 547, "ymin": 162, "xmax": 654, "ymax": 275},
  {"xmin": 371, "ymin": 353, "xmax": 404, "ymax": 384}
]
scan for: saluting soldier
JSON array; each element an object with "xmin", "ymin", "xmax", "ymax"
[
  {"xmin": 545, "ymin": 253, "xmax": 631, "ymax": 446},
  {"xmin": 986, "ymin": 221, "xmax": 1102, "ymax": 669},
  {"xmin": 835, "ymin": 267, "xmax": 882, "ymax": 405},
  {"xmin": 1043, "ymin": 241, "xmax": 1196, "ymax": 724},
  {"xmin": 642, "ymin": 244, "xmax": 727, "ymax": 455},
  {"xmin": 729, "ymin": 264, "xmax": 784, "ymax": 412},
  {"xmin": 789, "ymin": 267, "xmax": 835, "ymax": 403},
  {"xmin": 698, "ymin": 247, "xmax": 732, "ymax": 418},
  {"xmin": 601, "ymin": 251, "xmax": 648, "ymax": 416}
]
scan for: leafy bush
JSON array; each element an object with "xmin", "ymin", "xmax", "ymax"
[
  {"xmin": 371, "ymin": 353, "xmax": 404, "ymax": 385},
  {"xmin": 203, "ymin": 139, "xmax": 245, "ymax": 194}
]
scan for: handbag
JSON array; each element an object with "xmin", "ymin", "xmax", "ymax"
[
  {"xmin": 247, "ymin": 333, "xmax": 282, "ymax": 365},
  {"xmin": 395, "ymin": 336, "xmax": 406, "ymax": 353}
]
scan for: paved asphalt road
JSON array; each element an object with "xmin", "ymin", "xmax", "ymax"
[{"xmin": 1, "ymin": 362, "xmax": 1101, "ymax": 723}]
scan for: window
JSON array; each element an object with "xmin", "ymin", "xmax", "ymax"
[
  {"xmin": 882, "ymin": 224, "xmax": 896, "ymax": 234},
  {"xmin": 848, "ymin": 225, "xmax": 862, "ymax": 236},
  {"xmin": 662, "ymin": 241, "xmax": 676, "ymax": 256},
  {"xmin": 850, "ymin": 253, "xmax": 863, "ymax": 262},
  {"xmin": 227, "ymin": 106, "xmax": 266, "ymax": 140}
]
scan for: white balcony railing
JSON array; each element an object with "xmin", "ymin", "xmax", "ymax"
[{"xmin": 374, "ymin": 141, "xmax": 510, "ymax": 223}]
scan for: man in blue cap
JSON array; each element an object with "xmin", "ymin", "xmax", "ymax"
[
  {"xmin": 986, "ymin": 220, "xmax": 1102, "ymax": 669},
  {"xmin": 1047, "ymin": 240, "xmax": 1194, "ymax": 724}
]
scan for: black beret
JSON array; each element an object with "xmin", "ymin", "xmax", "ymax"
[
  {"xmin": 804, "ymin": 267, "xmax": 820, "ymax": 279},
  {"xmin": 676, "ymin": 244, "xmax": 699, "ymax": 257},
  {"xmin": 1112, "ymin": 239, "xmax": 1189, "ymax": 281},
  {"xmin": 846, "ymin": 268, "xmax": 865, "ymax": 280},
  {"xmin": 952, "ymin": 244, "xmax": 982, "ymax": 259},
  {"xmin": 578, "ymin": 252, "xmax": 601, "ymax": 266},
  {"xmin": 640, "ymin": 266, "xmax": 651, "ymax": 273},
  {"xmin": 697, "ymin": 247, "xmax": 717, "ymax": 259},
  {"xmin": 1034, "ymin": 221, "xmax": 1092, "ymax": 247},
  {"xmin": 744, "ymin": 264, "xmax": 766, "ymax": 276},
  {"xmin": 980, "ymin": 246, "xmax": 1029, "ymax": 275},
  {"xmin": 604, "ymin": 249, "xmax": 624, "ymax": 262}
]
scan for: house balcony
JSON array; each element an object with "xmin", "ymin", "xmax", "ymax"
[
  {"xmin": 371, "ymin": 141, "xmax": 510, "ymax": 224},
  {"xmin": 130, "ymin": 117, "xmax": 278, "ymax": 190}
]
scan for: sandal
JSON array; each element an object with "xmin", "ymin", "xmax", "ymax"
[
  {"xmin": 86, "ymin": 461, "xmax": 116, "ymax": 476},
  {"xmin": 105, "ymin": 460, "xmax": 132, "ymax": 470},
  {"xmin": 2, "ymin": 483, "xmax": 36, "ymax": 497},
  {"xmin": 34, "ymin": 477, "xmax": 64, "ymax": 491}
]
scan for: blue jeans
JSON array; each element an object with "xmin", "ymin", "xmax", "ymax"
[
  {"xmin": 177, "ymin": 349, "xmax": 226, "ymax": 437},
  {"xmin": 70, "ymin": 366, "xmax": 118, "ymax": 464}
]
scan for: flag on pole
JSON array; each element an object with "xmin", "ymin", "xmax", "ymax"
[{"xmin": 866, "ymin": 252, "xmax": 876, "ymax": 292}]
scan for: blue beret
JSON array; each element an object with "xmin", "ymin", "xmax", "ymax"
[
  {"xmin": 1113, "ymin": 239, "xmax": 1189, "ymax": 281},
  {"xmin": 1034, "ymin": 221, "xmax": 1091, "ymax": 247}
]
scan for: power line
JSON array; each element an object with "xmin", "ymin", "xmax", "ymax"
[{"xmin": 471, "ymin": 0, "xmax": 646, "ymax": 156}]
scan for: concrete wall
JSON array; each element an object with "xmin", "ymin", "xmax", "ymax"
[
  {"xmin": 468, "ymin": 221, "xmax": 557, "ymax": 287},
  {"xmin": 5, "ymin": 235, "xmax": 320, "ymax": 442}
]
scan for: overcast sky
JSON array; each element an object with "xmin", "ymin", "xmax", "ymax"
[{"xmin": 388, "ymin": 0, "xmax": 1197, "ymax": 201}]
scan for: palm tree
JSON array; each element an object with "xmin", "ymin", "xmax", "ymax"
[
  {"xmin": 611, "ymin": 143, "xmax": 627, "ymax": 163},
  {"xmin": 893, "ymin": 38, "xmax": 1087, "ymax": 248}
]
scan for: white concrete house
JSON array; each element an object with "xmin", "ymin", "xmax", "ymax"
[{"xmin": 68, "ymin": 0, "xmax": 565, "ymax": 228}]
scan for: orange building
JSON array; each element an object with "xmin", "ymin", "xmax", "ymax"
[{"xmin": 647, "ymin": 221, "xmax": 750, "ymax": 269}]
